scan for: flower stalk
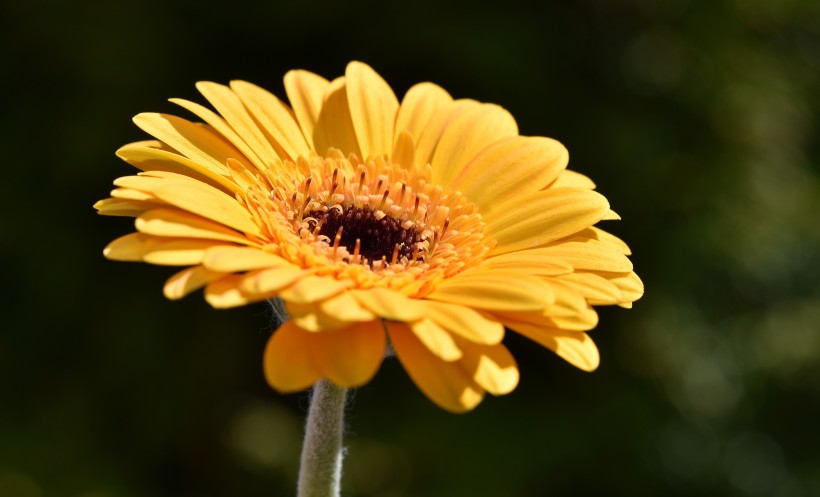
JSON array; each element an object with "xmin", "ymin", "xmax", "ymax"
[{"xmin": 297, "ymin": 379, "xmax": 348, "ymax": 497}]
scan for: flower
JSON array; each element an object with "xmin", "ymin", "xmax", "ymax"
[{"xmin": 95, "ymin": 61, "xmax": 643, "ymax": 412}]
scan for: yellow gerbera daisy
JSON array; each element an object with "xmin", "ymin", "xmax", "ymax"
[{"xmin": 95, "ymin": 61, "xmax": 643, "ymax": 412}]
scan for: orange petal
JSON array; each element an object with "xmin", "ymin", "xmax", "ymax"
[
  {"xmin": 94, "ymin": 198, "xmax": 162, "ymax": 217},
  {"xmin": 264, "ymin": 321, "xmax": 322, "ymax": 392},
  {"xmin": 350, "ymin": 288, "xmax": 426, "ymax": 321},
  {"xmin": 510, "ymin": 324, "xmax": 600, "ymax": 372},
  {"xmin": 164, "ymin": 265, "xmax": 226, "ymax": 300},
  {"xmin": 455, "ymin": 339, "xmax": 519, "ymax": 395},
  {"xmin": 409, "ymin": 319, "xmax": 462, "ymax": 361},
  {"xmin": 427, "ymin": 270, "xmax": 552, "ymax": 311},
  {"xmin": 452, "ymin": 136, "xmax": 567, "ymax": 207},
  {"xmin": 394, "ymin": 82, "xmax": 452, "ymax": 145},
  {"xmin": 346, "ymin": 61, "xmax": 399, "ymax": 160},
  {"xmin": 284, "ymin": 69, "xmax": 330, "ymax": 147},
  {"xmin": 548, "ymin": 169, "xmax": 596, "ymax": 189},
  {"xmin": 202, "ymin": 246, "xmax": 288, "ymax": 272},
  {"xmin": 313, "ymin": 77, "xmax": 360, "ymax": 157},
  {"xmin": 277, "ymin": 275, "xmax": 352, "ymax": 304},
  {"xmin": 423, "ymin": 300, "xmax": 505, "ymax": 345},
  {"xmin": 307, "ymin": 320, "xmax": 386, "ymax": 387},
  {"xmin": 204, "ymin": 274, "xmax": 256, "ymax": 308},
  {"xmin": 549, "ymin": 272, "xmax": 624, "ymax": 305},
  {"xmin": 141, "ymin": 239, "xmax": 230, "ymax": 266},
  {"xmin": 415, "ymin": 99, "xmax": 481, "ymax": 167},
  {"xmin": 132, "ymin": 113, "xmax": 244, "ymax": 175},
  {"xmin": 387, "ymin": 321, "xmax": 485, "ymax": 413},
  {"xmin": 230, "ymin": 80, "xmax": 311, "ymax": 160},
  {"xmin": 136, "ymin": 208, "xmax": 255, "ymax": 245},
  {"xmin": 170, "ymin": 95, "xmax": 267, "ymax": 172},
  {"xmin": 486, "ymin": 188, "xmax": 609, "ymax": 255},
  {"xmin": 117, "ymin": 143, "xmax": 240, "ymax": 194},
  {"xmin": 430, "ymin": 104, "xmax": 519, "ymax": 187},
  {"xmin": 537, "ymin": 238, "xmax": 633, "ymax": 272},
  {"xmin": 240, "ymin": 266, "xmax": 309, "ymax": 295}
]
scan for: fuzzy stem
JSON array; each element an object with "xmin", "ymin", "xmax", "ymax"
[{"xmin": 297, "ymin": 379, "xmax": 348, "ymax": 497}]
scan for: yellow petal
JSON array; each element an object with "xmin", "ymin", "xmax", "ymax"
[
  {"xmin": 481, "ymin": 250, "xmax": 573, "ymax": 276},
  {"xmin": 284, "ymin": 69, "xmax": 330, "ymax": 147},
  {"xmin": 587, "ymin": 227, "xmax": 632, "ymax": 255},
  {"xmin": 103, "ymin": 233, "xmax": 156, "ymax": 261},
  {"xmin": 264, "ymin": 321, "xmax": 321, "ymax": 392},
  {"xmin": 350, "ymin": 288, "xmax": 426, "ymax": 321},
  {"xmin": 117, "ymin": 143, "xmax": 240, "ymax": 194},
  {"xmin": 230, "ymin": 80, "xmax": 311, "ymax": 160},
  {"xmin": 511, "ymin": 324, "xmax": 600, "ymax": 372},
  {"xmin": 147, "ymin": 175, "xmax": 262, "ymax": 237},
  {"xmin": 169, "ymin": 96, "xmax": 267, "ymax": 171},
  {"xmin": 240, "ymin": 266, "xmax": 308, "ymax": 295},
  {"xmin": 204, "ymin": 274, "xmax": 257, "ymax": 308},
  {"xmin": 430, "ymin": 104, "xmax": 519, "ymax": 186},
  {"xmin": 415, "ymin": 99, "xmax": 481, "ymax": 167},
  {"xmin": 387, "ymin": 321, "xmax": 485, "ymax": 413},
  {"xmin": 453, "ymin": 136, "xmax": 568, "ymax": 207},
  {"xmin": 486, "ymin": 188, "xmax": 609, "ymax": 255},
  {"xmin": 318, "ymin": 291, "xmax": 376, "ymax": 323},
  {"xmin": 136, "ymin": 208, "xmax": 255, "ymax": 245},
  {"xmin": 427, "ymin": 270, "xmax": 552, "ymax": 311},
  {"xmin": 423, "ymin": 301, "xmax": 505, "ymax": 345},
  {"xmin": 604, "ymin": 271, "xmax": 644, "ymax": 303},
  {"xmin": 410, "ymin": 319, "xmax": 462, "ymax": 361},
  {"xmin": 455, "ymin": 339, "xmax": 519, "ymax": 395},
  {"xmin": 346, "ymin": 61, "xmax": 399, "ymax": 160},
  {"xmin": 202, "ymin": 246, "xmax": 288, "ymax": 272},
  {"xmin": 278, "ymin": 275, "xmax": 352, "ymax": 304},
  {"xmin": 142, "ymin": 239, "xmax": 229, "ymax": 266},
  {"xmin": 307, "ymin": 320, "xmax": 386, "ymax": 387},
  {"xmin": 391, "ymin": 130, "xmax": 416, "ymax": 169},
  {"xmin": 313, "ymin": 77, "xmax": 360, "ymax": 157},
  {"xmin": 548, "ymin": 169, "xmax": 596, "ymax": 189},
  {"xmin": 524, "ymin": 239, "xmax": 633, "ymax": 273},
  {"xmin": 94, "ymin": 198, "xmax": 161, "ymax": 217},
  {"xmin": 287, "ymin": 301, "xmax": 354, "ymax": 332},
  {"xmin": 110, "ymin": 187, "xmax": 158, "ymax": 202},
  {"xmin": 549, "ymin": 272, "xmax": 624, "ymax": 305},
  {"xmin": 132, "ymin": 113, "xmax": 244, "ymax": 175},
  {"xmin": 195, "ymin": 81, "xmax": 283, "ymax": 165},
  {"xmin": 494, "ymin": 281, "xmax": 599, "ymax": 332},
  {"xmin": 394, "ymin": 82, "xmax": 452, "ymax": 145},
  {"xmin": 163, "ymin": 265, "xmax": 225, "ymax": 300},
  {"xmin": 602, "ymin": 209, "xmax": 621, "ymax": 220}
]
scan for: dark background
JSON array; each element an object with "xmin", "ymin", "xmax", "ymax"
[{"xmin": 2, "ymin": 0, "xmax": 819, "ymax": 495}]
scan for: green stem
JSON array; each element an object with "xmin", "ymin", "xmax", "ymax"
[{"xmin": 297, "ymin": 379, "xmax": 348, "ymax": 497}]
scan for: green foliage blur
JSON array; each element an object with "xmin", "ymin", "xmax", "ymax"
[{"xmin": 1, "ymin": 0, "xmax": 819, "ymax": 495}]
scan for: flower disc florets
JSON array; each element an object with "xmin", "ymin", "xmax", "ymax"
[{"xmin": 240, "ymin": 150, "xmax": 492, "ymax": 295}]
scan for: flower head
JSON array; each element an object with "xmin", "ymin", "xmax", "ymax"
[{"xmin": 96, "ymin": 62, "xmax": 643, "ymax": 412}]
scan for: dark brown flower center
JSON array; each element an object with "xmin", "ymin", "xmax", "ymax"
[{"xmin": 305, "ymin": 207, "xmax": 420, "ymax": 265}]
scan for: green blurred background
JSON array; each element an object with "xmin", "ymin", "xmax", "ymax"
[{"xmin": 2, "ymin": 0, "xmax": 819, "ymax": 495}]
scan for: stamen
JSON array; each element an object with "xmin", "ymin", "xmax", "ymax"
[
  {"xmin": 312, "ymin": 216, "xmax": 326, "ymax": 236},
  {"xmin": 332, "ymin": 226, "xmax": 343, "ymax": 259},
  {"xmin": 411, "ymin": 242, "xmax": 420, "ymax": 264},
  {"xmin": 391, "ymin": 243, "xmax": 400, "ymax": 265},
  {"xmin": 398, "ymin": 183, "xmax": 407, "ymax": 205},
  {"xmin": 411, "ymin": 195, "xmax": 420, "ymax": 221},
  {"xmin": 379, "ymin": 189, "xmax": 390, "ymax": 211},
  {"xmin": 352, "ymin": 238, "xmax": 361, "ymax": 264}
]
